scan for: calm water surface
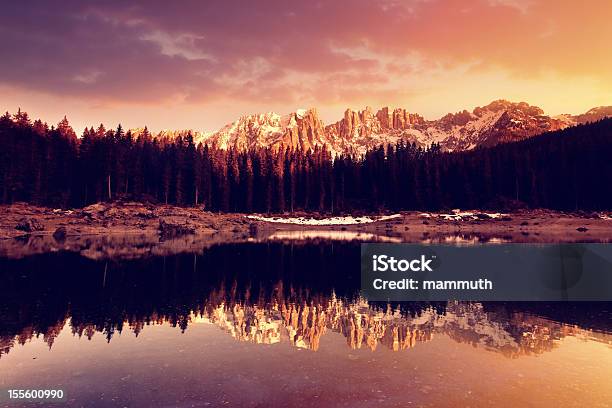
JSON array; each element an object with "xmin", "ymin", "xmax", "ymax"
[{"xmin": 1, "ymin": 242, "xmax": 611, "ymax": 407}]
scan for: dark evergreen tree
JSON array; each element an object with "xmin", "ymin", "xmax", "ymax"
[{"xmin": 0, "ymin": 109, "xmax": 611, "ymax": 212}]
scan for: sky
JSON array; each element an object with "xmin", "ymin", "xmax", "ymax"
[{"xmin": 2, "ymin": 0, "xmax": 612, "ymax": 133}]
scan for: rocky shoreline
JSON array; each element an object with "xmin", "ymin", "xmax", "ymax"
[{"xmin": 1, "ymin": 202, "xmax": 611, "ymax": 260}]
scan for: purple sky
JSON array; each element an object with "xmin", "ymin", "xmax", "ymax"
[{"xmin": 2, "ymin": 0, "xmax": 611, "ymax": 133}]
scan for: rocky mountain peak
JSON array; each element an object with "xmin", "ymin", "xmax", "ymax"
[
  {"xmin": 283, "ymin": 107, "xmax": 327, "ymax": 151},
  {"xmin": 573, "ymin": 106, "xmax": 612, "ymax": 124},
  {"xmin": 474, "ymin": 100, "xmax": 545, "ymax": 117},
  {"xmin": 132, "ymin": 100, "xmax": 611, "ymax": 155}
]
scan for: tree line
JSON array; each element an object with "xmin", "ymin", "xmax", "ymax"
[{"xmin": 1, "ymin": 109, "xmax": 611, "ymax": 212}]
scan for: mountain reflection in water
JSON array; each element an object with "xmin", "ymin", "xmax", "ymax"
[
  {"xmin": 1, "ymin": 242, "xmax": 610, "ymax": 360},
  {"xmin": 189, "ymin": 298, "xmax": 612, "ymax": 356}
]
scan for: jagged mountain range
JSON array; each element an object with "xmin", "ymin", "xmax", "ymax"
[{"xmin": 132, "ymin": 100, "xmax": 612, "ymax": 155}]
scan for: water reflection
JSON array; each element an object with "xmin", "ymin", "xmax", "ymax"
[
  {"xmin": 266, "ymin": 230, "xmax": 402, "ymax": 242},
  {"xmin": 194, "ymin": 296, "xmax": 612, "ymax": 356},
  {"xmin": 1, "ymin": 243, "xmax": 611, "ymax": 360},
  {"xmin": 2, "ymin": 229, "xmax": 610, "ymax": 261}
]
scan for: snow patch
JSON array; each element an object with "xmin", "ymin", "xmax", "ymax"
[
  {"xmin": 246, "ymin": 213, "xmax": 401, "ymax": 225},
  {"xmin": 419, "ymin": 210, "xmax": 507, "ymax": 221}
]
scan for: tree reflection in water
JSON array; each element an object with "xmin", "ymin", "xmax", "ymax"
[{"xmin": 1, "ymin": 243, "xmax": 611, "ymax": 359}]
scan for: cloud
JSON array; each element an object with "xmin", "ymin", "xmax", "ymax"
[
  {"xmin": 487, "ymin": 0, "xmax": 533, "ymax": 14},
  {"xmin": 73, "ymin": 71, "xmax": 103, "ymax": 84},
  {"xmin": 141, "ymin": 31, "xmax": 217, "ymax": 62},
  {"xmin": 0, "ymin": 0, "xmax": 610, "ymax": 130}
]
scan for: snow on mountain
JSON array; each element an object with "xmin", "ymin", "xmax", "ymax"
[
  {"xmin": 199, "ymin": 108, "xmax": 344, "ymax": 154},
  {"xmin": 572, "ymin": 106, "xmax": 612, "ymax": 124},
  {"xmin": 321, "ymin": 100, "xmax": 585, "ymax": 153},
  {"xmin": 202, "ymin": 112, "xmax": 286, "ymax": 150},
  {"xmin": 132, "ymin": 101, "xmax": 612, "ymax": 155}
]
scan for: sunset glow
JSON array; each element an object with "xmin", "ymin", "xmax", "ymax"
[{"xmin": 2, "ymin": 0, "xmax": 612, "ymax": 132}]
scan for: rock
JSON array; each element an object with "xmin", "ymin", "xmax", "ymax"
[
  {"xmin": 15, "ymin": 217, "xmax": 44, "ymax": 233},
  {"xmin": 136, "ymin": 210, "xmax": 155, "ymax": 219},
  {"xmin": 82, "ymin": 203, "xmax": 107, "ymax": 218},
  {"xmin": 105, "ymin": 207, "xmax": 124, "ymax": 218},
  {"xmin": 474, "ymin": 213, "xmax": 492, "ymax": 220},
  {"xmin": 159, "ymin": 219, "xmax": 195, "ymax": 239},
  {"xmin": 83, "ymin": 203, "xmax": 106, "ymax": 214},
  {"xmin": 576, "ymin": 227, "xmax": 588, "ymax": 232},
  {"xmin": 53, "ymin": 226, "xmax": 67, "ymax": 242},
  {"xmin": 248, "ymin": 223, "xmax": 258, "ymax": 237},
  {"xmin": 520, "ymin": 221, "xmax": 529, "ymax": 226}
]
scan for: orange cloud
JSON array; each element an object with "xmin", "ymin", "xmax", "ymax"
[{"xmin": 1, "ymin": 0, "xmax": 610, "ymax": 132}]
